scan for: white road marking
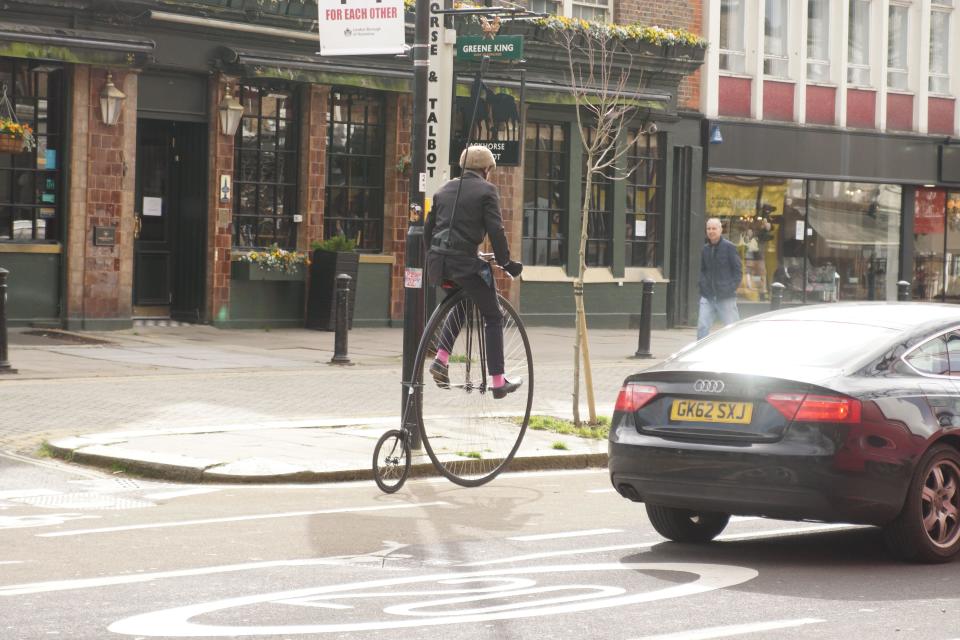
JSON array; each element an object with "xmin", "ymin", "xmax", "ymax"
[
  {"xmin": 36, "ymin": 502, "xmax": 450, "ymax": 538},
  {"xmin": 0, "ymin": 489, "xmax": 61, "ymax": 500},
  {"xmin": 586, "ymin": 488, "xmax": 616, "ymax": 494},
  {"xmin": 0, "ymin": 513, "xmax": 101, "ymax": 530},
  {"xmin": 0, "ymin": 561, "xmax": 23, "ymax": 565},
  {"xmin": 142, "ymin": 488, "xmax": 222, "ymax": 501},
  {"xmin": 463, "ymin": 523, "xmax": 864, "ymax": 567},
  {"xmin": 107, "ymin": 562, "xmax": 758, "ymax": 636},
  {"xmin": 635, "ymin": 618, "xmax": 825, "ymax": 640},
  {"xmin": 0, "ymin": 559, "xmax": 350, "ymax": 597},
  {"xmin": 508, "ymin": 529, "xmax": 622, "ymax": 541},
  {"xmin": 729, "ymin": 516, "xmax": 761, "ymax": 522}
]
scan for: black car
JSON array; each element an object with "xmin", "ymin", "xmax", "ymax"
[{"xmin": 609, "ymin": 302, "xmax": 960, "ymax": 563}]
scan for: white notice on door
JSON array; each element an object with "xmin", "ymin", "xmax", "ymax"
[
  {"xmin": 795, "ymin": 220, "xmax": 805, "ymax": 241},
  {"xmin": 143, "ymin": 197, "xmax": 163, "ymax": 217},
  {"xmin": 635, "ymin": 220, "xmax": 647, "ymax": 238}
]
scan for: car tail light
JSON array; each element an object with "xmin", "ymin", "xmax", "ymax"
[
  {"xmin": 615, "ymin": 384, "xmax": 658, "ymax": 412},
  {"xmin": 766, "ymin": 393, "xmax": 861, "ymax": 423}
]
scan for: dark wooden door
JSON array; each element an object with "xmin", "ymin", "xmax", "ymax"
[{"xmin": 134, "ymin": 120, "xmax": 206, "ymax": 319}]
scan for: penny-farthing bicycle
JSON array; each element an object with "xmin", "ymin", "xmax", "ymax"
[{"xmin": 373, "ymin": 261, "xmax": 533, "ymax": 492}]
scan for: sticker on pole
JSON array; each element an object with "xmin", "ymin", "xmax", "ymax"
[
  {"xmin": 404, "ymin": 267, "xmax": 423, "ymax": 289},
  {"xmin": 317, "ymin": 0, "xmax": 406, "ymax": 56}
]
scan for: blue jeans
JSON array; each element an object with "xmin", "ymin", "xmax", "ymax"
[{"xmin": 697, "ymin": 296, "xmax": 740, "ymax": 340}]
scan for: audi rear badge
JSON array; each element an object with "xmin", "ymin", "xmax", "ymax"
[{"xmin": 694, "ymin": 379, "xmax": 724, "ymax": 393}]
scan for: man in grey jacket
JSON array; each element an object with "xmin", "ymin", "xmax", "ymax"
[
  {"xmin": 697, "ymin": 217, "xmax": 742, "ymax": 339},
  {"xmin": 424, "ymin": 145, "xmax": 524, "ymax": 399}
]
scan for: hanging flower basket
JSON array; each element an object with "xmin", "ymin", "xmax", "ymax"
[{"xmin": 0, "ymin": 132, "xmax": 25, "ymax": 153}]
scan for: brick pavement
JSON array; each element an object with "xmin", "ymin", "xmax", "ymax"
[{"xmin": 1, "ymin": 324, "xmax": 697, "ymax": 477}]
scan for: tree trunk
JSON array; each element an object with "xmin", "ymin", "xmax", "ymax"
[{"xmin": 573, "ymin": 161, "xmax": 598, "ymax": 425}]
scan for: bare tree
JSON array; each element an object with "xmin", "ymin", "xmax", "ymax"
[{"xmin": 551, "ymin": 24, "xmax": 642, "ymax": 426}]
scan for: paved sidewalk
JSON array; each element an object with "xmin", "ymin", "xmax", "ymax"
[{"xmin": 2, "ymin": 322, "xmax": 696, "ymax": 483}]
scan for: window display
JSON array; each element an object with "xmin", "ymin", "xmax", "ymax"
[
  {"xmin": 913, "ymin": 187, "xmax": 960, "ymax": 301},
  {"xmin": 706, "ymin": 176, "xmax": 903, "ymax": 304}
]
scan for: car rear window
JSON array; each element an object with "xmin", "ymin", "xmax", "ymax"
[{"xmin": 677, "ymin": 320, "xmax": 898, "ymax": 368}]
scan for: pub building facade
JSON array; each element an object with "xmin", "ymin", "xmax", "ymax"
[
  {"xmin": 692, "ymin": 0, "xmax": 960, "ymax": 321},
  {"xmin": 0, "ymin": 0, "xmax": 704, "ymax": 330}
]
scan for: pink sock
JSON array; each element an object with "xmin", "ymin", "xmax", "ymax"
[
  {"xmin": 492, "ymin": 374, "xmax": 505, "ymax": 387},
  {"xmin": 436, "ymin": 349, "xmax": 450, "ymax": 365}
]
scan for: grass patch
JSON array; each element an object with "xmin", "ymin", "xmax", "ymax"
[
  {"xmin": 551, "ymin": 441, "xmax": 569, "ymax": 450},
  {"xmin": 522, "ymin": 415, "xmax": 611, "ymax": 440},
  {"xmin": 456, "ymin": 451, "xmax": 483, "ymax": 459},
  {"xmin": 448, "ymin": 354, "xmax": 474, "ymax": 364}
]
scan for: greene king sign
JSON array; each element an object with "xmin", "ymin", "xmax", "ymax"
[
  {"xmin": 318, "ymin": 0, "xmax": 405, "ymax": 56},
  {"xmin": 455, "ymin": 36, "xmax": 524, "ymax": 61}
]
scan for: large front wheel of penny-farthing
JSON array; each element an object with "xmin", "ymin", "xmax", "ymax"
[{"xmin": 415, "ymin": 290, "xmax": 533, "ymax": 487}]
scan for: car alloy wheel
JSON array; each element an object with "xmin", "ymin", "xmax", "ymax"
[{"xmin": 884, "ymin": 444, "xmax": 960, "ymax": 563}]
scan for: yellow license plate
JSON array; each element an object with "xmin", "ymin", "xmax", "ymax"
[{"xmin": 670, "ymin": 399, "xmax": 753, "ymax": 424}]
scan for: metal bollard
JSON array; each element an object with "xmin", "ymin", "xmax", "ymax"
[
  {"xmin": 0, "ymin": 268, "xmax": 16, "ymax": 374},
  {"xmin": 632, "ymin": 279, "xmax": 655, "ymax": 359},
  {"xmin": 897, "ymin": 280, "xmax": 911, "ymax": 302},
  {"xmin": 330, "ymin": 273, "xmax": 352, "ymax": 365},
  {"xmin": 770, "ymin": 282, "xmax": 785, "ymax": 311}
]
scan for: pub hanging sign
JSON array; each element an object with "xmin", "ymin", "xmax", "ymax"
[{"xmin": 448, "ymin": 73, "xmax": 525, "ymax": 167}]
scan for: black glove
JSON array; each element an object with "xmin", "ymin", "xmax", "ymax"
[{"xmin": 503, "ymin": 261, "xmax": 523, "ymax": 278}]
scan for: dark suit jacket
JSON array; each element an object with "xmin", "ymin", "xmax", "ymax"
[{"xmin": 424, "ymin": 170, "xmax": 511, "ymax": 284}]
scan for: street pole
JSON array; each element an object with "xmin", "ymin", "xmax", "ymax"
[{"xmin": 402, "ymin": 0, "xmax": 430, "ymax": 450}]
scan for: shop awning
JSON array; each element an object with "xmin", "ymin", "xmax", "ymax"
[
  {"xmin": 225, "ymin": 47, "xmax": 413, "ymax": 93},
  {"xmin": 224, "ymin": 47, "xmax": 670, "ymax": 107},
  {"xmin": 0, "ymin": 22, "xmax": 155, "ymax": 67},
  {"xmin": 806, "ymin": 205, "xmax": 900, "ymax": 247}
]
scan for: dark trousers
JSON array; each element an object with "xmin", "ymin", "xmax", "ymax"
[{"xmin": 436, "ymin": 267, "xmax": 504, "ymax": 376}]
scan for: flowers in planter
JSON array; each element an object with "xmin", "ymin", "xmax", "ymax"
[
  {"xmin": 237, "ymin": 244, "xmax": 309, "ymax": 274},
  {"xmin": 532, "ymin": 16, "xmax": 707, "ymax": 48},
  {"xmin": 0, "ymin": 116, "xmax": 36, "ymax": 152}
]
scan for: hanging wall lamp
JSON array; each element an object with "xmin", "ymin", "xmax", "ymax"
[
  {"xmin": 218, "ymin": 84, "xmax": 244, "ymax": 137},
  {"xmin": 99, "ymin": 71, "xmax": 126, "ymax": 126}
]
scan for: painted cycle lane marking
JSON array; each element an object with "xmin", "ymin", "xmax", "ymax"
[{"xmin": 108, "ymin": 562, "xmax": 758, "ymax": 637}]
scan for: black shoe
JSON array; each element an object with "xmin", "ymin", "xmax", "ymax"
[
  {"xmin": 429, "ymin": 360, "xmax": 449, "ymax": 389},
  {"xmin": 491, "ymin": 378, "xmax": 523, "ymax": 399}
]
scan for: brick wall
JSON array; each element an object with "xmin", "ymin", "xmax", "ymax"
[
  {"xmin": 65, "ymin": 66, "xmax": 136, "ymax": 325},
  {"xmin": 302, "ymin": 85, "xmax": 329, "ymax": 252},
  {"xmin": 206, "ymin": 75, "xmax": 235, "ymax": 324},
  {"xmin": 616, "ymin": 0, "xmax": 703, "ymax": 110},
  {"xmin": 387, "ymin": 93, "xmax": 411, "ymax": 321}
]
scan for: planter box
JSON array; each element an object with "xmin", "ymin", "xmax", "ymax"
[
  {"xmin": 306, "ymin": 249, "xmax": 360, "ymax": 331},
  {"xmin": 231, "ymin": 261, "xmax": 306, "ymax": 282}
]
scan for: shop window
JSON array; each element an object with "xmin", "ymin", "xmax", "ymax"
[
  {"xmin": 522, "ymin": 121, "xmax": 567, "ymax": 266},
  {"xmin": 625, "ymin": 129, "xmax": 663, "ymax": 268},
  {"xmin": 705, "ymin": 176, "xmax": 798, "ymax": 303},
  {"xmin": 581, "ymin": 128, "xmax": 613, "ymax": 267},
  {"xmin": 0, "ymin": 61, "xmax": 64, "ymax": 242},
  {"xmin": 912, "ymin": 188, "xmax": 960, "ymax": 302},
  {"xmin": 519, "ymin": 0, "xmax": 608, "ymax": 21},
  {"xmin": 804, "ymin": 181, "xmax": 901, "ymax": 302},
  {"xmin": 719, "ymin": 0, "xmax": 746, "ymax": 74},
  {"xmin": 763, "ymin": 0, "xmax": 789, "ymax": 78},
  {"xmin": 325, "ymin": 89, "xmax": 385, "ymax": 252},
  {"xmin": 807, "ymin": 0, "xmax": 831, "ymax": 82},
  {"xmin": 848, "ymin": 0, "xmax": 872, "ymax": 86},
  {"xmin": 929, "ymin": 2, "xmax": 952, "ymax": 94},
  {"xmin": 887, "ymin": 3, "xmax": 910, "ymax": 90},
  {"xmin": 233, "ymin": 84, "xmax": 299, "ymax": 249}
]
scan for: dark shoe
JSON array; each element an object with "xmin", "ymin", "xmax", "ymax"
[
  {"xmin": 429, "ymin": 360, "xmax": 449, "ymax": 389},
  {"xmin": 491, "ymin": 378, "xmax": 523, "ymax": 399}
]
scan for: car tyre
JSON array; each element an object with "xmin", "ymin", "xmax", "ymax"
[
  {"xmin": 883, "ymin": 444, "xmax": 960, "ymax": 563},
  {"xmin": 645, "ymin": 504, "xmax": 730, "ymax": 543}
]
